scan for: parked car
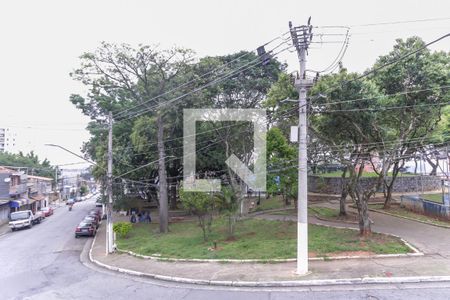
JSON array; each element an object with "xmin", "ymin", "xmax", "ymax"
[
  {"xmin": 84, "ymin": 215, "xmax": 99, "ymax": 228},
  {"xmin": 75, "ymin": 220, "xmax": 97, "ymax": 238},
  {"xmin": 9, "ymin": 210, "xmax": 44, "ymax": 231},
  {"xmin": 40, "ymin": 207, "xmax": 54, "ymax": 217},
  {"xmin": 87, "ymin": 211, "xmax": 101, "ymax": 222}
]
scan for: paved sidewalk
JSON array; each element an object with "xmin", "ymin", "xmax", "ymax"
[
  {"xmin": 90, "ymin": 211, "xmax": 450, "ymax": 285},
  {"xmin": 0, "ymin": 222, "xmax": 10, "ymax": 236}
]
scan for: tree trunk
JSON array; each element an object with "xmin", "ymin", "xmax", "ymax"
[
  {"xmin": 157, "ymin": 113, "xmax": 169, "ymax": 233},
  {"xmin": 414, "ymin": 156, "xmax": 418, "ymax": 174},
  {"xmin": 169, "ymin": 178, "xmax": 177, "ymax": 210},
  {"xmin": 424, "ymin": 154, "xmax": 438, "ymax": 176},
  {"xmin": 383, "ymin": 161, "xmax": 401, "ymax": 209},
  {"xmin": 358, "ymin": 198, "xmax": 372, "ymax": 236},
  {"xmin": 199, "ymin": 215, "xmax": 207, "ymax": 241},
  {"xmin": 339, "ymin": 169, "xmax": 348, "ymax": 216}
]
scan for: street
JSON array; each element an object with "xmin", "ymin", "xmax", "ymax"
[{"xmin": 0, "ymin": 196, "xmax": 450, "ymax": 299}]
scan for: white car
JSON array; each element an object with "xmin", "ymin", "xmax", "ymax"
[{"xmin": 9, "ymin": 210, "xmax": 43, "ymax": 231}]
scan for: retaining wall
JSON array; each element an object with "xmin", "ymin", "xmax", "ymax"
[
  {"xmin": 400, "ymin": 195, "xmax": 450, "ymax": 220},
  {"xmin": 308, "ymin": 175, "xmax": 442, "ymax": 195}
]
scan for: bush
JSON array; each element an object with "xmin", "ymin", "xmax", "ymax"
[
  {"xmin": 113, "ymin": 221, "xmax": 133, "ymax": 239},
  {"xmin": 179, "ymin": 189, "xmax": 214, "ymax": 241}
]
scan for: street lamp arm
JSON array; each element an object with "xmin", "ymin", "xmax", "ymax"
[{"xmin": 44, "ymin": 143, "xmax": 97, "ymax": 166}]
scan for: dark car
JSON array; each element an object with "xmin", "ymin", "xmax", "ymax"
[
  {"xmin": 75, "ymin": 220, "xmax": 96, "ymax": 238},
  {"xmin": 84, "ymin": 215, "xmax": 99, "ymax": 229},
  {"xmin": 89, "ymin": 210, "xmax": 102, "ymax": 220},
  {"xmin": 88, "ymin": 211, "xmax": 101, "ymax": 223}
]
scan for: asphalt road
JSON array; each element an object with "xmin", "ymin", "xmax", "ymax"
[{"xmin": 2, "ymin": 196, "xmax": 450, "ymax": 299}]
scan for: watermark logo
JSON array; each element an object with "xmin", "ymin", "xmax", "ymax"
[{"xmin": 183, "ymin": 109, "xmax": 267, "ymax": 192}]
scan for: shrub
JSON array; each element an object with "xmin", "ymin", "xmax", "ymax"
[
  {"xmin": 113, "ymin": 221, "xmax": 133, "ymax": 239},
  {"xmin": 179, "ymin": 189, "xmax": 214, "ymax": 241}
]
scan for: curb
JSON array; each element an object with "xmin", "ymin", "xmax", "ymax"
[
  {"xmin": 248, "ymin": 207, "xmax": 294, "ymax": 216},
  {"xmin": 115, "ymin": 244, "xmax": 423, "ymax": 263},
  {"xmin": 313, "ymin": 214, "xmax": 358, "ymax": 225},
  {"xmin": 368, "ymin": 208, "xmax": 450, "ymax": 229},
  {"xmin": 88, "ymin": 238, "xmax": 450, "ymax": 287}
]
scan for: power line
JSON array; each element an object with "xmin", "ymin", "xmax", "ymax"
[
  {"xmin": 313, "ymin": 101, "xmax": 449, "ymax": 113},
  {"xmin": 113, "ymin": 35, "xmax": 291, "ymax": 120},
  {"xmin": 309, "ymin": 32, "xmax": 450, "ymax": 101},
  {"xmin": 311, "ymin": 85, "xmax": 450, "ymax": 106},
  {"xmin": 347, "ymin": 17, "xmax": 450, "ymax": 28},
  {"xmin": 115, "ymin": 43, "xmax": 293, "ymax": 122}
]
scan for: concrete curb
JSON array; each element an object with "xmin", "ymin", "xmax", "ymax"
[
  {"xmin": 313, "ymin": 214, "xmax": 358, "ymax": 225},
  {"xmin": 368, "ymin": 207, "xmax": 450, "ymax": 229},
  {"xmin": 88, "ymin": 238, "xmax": 450, "ymax": 287},
  {"xmin": 248, "ymin": 207, "xmax": 294, "ymax": 216},
  {"xmin": 116, "ymin": 244, "xmax": 423, "ymax": 263}
]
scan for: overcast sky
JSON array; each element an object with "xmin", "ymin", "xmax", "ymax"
[{"xmin": 0, "ymin": 0, "xmax": 449, "ymax": 168}]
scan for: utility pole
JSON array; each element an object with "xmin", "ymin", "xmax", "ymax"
[
  {"xmin": 55, "ymin": 166, "xmax": 59, "ymax": 203},
  {"xmin": 289, "ymin": 19, "xmax": 313, "ymax": 275},
  {"xmin": 107, "ymin": 111, "xmax": 114, "ymax": 254}
]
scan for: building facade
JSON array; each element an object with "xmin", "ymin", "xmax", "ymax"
[{"xmin": 0, "ymin": 127, "xmax": 17, "ymax": 153}]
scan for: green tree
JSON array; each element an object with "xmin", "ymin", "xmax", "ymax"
[
  {"xmin": 266, "ymin": 127, "xmax": 297, "ymax": 206},
  {"xmin": 215, "ymin": 186, "xmax": 239, "ymax": 238},
  {"xmin": 0, "ymin": 151, "xmax": 55, "ymax": 178},
  {"xmin": 310, "ymin": 70, "xmax": 384, "ymax": 236},
  {"xmin": 371, "ymin": 37, "xmax": 450, "ymax": 207},
  {"xmin": 179, "ymin": 189, "xmax": 215, "ymax": 241},
  {"xmin": 71, "ymin": 43, "xmax": 196, "ymax": 234}
]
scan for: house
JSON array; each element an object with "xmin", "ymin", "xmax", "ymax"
[
  {"xmin": 27, "ymin": 175, "xmax": 53, "ymax": 211},
  {"xmin": 0, "ymin": 167, "xmax": 29, "ymax": 224}
]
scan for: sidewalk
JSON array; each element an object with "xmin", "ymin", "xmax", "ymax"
[
  {"xmin": 89, "ymin": 211, "xmax": 450, "ymax": 286},
  {"xmin": 0, "ymin": 222, "xmax": 10, "ymax": 236}
]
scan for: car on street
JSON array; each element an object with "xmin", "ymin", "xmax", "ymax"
[
  {"xmin": 89, "ymin": 209, "xmax": 102, "ymax": 219},
  {"xmin": 67, "ymin": 199, "xmax": 75, "ymax": 205},
  {"xmin": 84, "ymin": 215, "xmax": 99, "ymax": 229},
  {"xmin": 87, "ymin": 211, "xmax": 101, "ymax": 223},
  {"xmin": 9, "ymin": 210, "xmax": 44, "ymax": 231},
  {"xmin": 75, "ymin": 220, "xmax": 97, "ymax": 238},
  {"xmin": 40, "ymin": 206, "xmax": 54, "ymax": 217}
]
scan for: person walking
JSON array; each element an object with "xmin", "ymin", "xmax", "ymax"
[{"xmin": 130, "ymin": 213, "xmax": 136, "ymax": 224}]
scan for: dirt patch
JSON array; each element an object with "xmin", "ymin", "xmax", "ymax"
[{"xmin": 224, "ymin": 236, "xmax": 237, "ymax": 242}]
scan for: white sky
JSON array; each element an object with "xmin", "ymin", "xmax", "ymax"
[{"xmin": 0, "ymin": 0, "xmax": 449, "ymax": 168}]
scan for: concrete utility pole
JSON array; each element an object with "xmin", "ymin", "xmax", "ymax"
[
  {"xmin": 289, "ymin": 20, "xmax": 313, "ymax": 275},
  {"xmin": 107, "ymin": 111, "xmax": 114, "ymax": 254},
  {"xmin": 55, "ymin": 166, "xmax": 58, "ymax": 202}
]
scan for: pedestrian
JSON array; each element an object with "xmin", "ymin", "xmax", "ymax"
[
  {"xmin": 145, "ymin": 211, "xmax": 151, "ymax": 223},
  {"xmin": 130, "ymin": 213, "xmax": 136, "ymax": 224},
  {"xmin": 139, "ymin": 213, "xmax": 146, "ymax": 223}
]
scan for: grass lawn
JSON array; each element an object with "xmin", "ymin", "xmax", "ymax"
[
  {"xmin": 370, "ymin": 204, "xmax": 450, "ymax": 227},
  {"xmin": 316, "ymin": 171, "xmax": 415, "ymax": 178},
  {"xmin": 116, "ymin": 218, "xmax": 411, "ymax": 259},
  {"xmin": 270, "ymin": 209, "xmax": 297, "ymax": 215},
  {"xmin": 309, "ymin": 206, "xmax": 340, "ymax": 218},
  {"xmin": 420, "ymin": 193, "xmax": 444, "ymax": 204},
  {"xmin": 252, "ymin": 195, "xmax": 293, "ymax": 212}
]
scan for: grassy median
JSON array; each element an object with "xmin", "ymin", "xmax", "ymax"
[{"xmin": 116, "ymin": 218, "xmax": 411, "ymax": 259}]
